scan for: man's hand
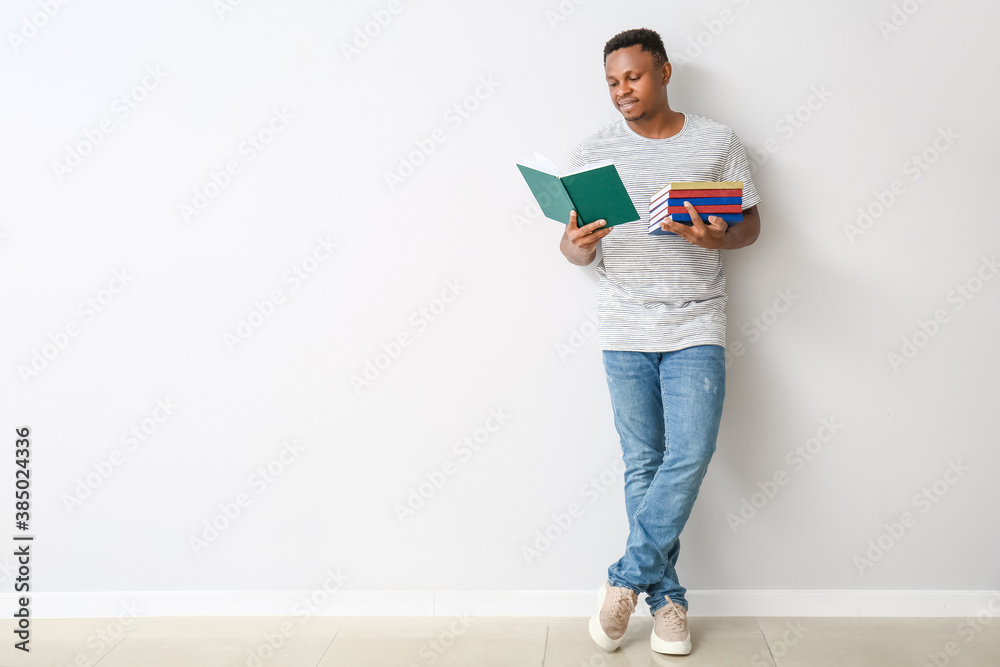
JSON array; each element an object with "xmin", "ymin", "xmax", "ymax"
[
  {"xmin": 661, "ymin": 202, "xmax": 760, "ymax": 250},
  {"xmin": 560, "ymin": 210, "xmax": 612, "ymax": 265},
  {"xmin": 660, "ymin": 201, "xmax": 726, "ymax": 249},
  {"xmin": 566, "ymin": 210, "xmax": 612, "ymax": 251}
]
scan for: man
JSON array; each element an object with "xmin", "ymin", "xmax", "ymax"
[{"xmin": 559, "ymin": 28, "xmax": 761, "ymax": 655}]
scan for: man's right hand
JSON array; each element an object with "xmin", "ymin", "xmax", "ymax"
[{"xmin": 564, "ymin": 210, "xmax": 612, "ymax": 254}]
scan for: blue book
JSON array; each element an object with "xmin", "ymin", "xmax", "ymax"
[
  {"xmin": 667, "ymin": 212, "xmax": 743, "ymax": 222},
  {"xmin": 665, "ymin": 196, "xmax": 742, "ymax": 206},
  {"xmin": 648, "ymin": 218, "xmax": 741, "ymax": 236}
]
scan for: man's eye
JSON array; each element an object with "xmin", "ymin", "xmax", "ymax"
[{"xmin": 629, "ymin": 77, "xmax": 639, "ymax": 81}]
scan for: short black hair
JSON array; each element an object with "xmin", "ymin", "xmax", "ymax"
[{"xmin": 603, "ymin": 28, "xmax": 668, "ymax": 69}]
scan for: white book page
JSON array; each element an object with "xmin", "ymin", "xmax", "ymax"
[
  {"xmin": 561, "ymin": 158, "xmax": 613, "ymax": 177},
  {"xmin": 516, "ymin": 152, "xmax": 561, "ymax": 176},
  {"xmin": 518, "ymin": 152, "xmax": 614, "ymax": 177}
]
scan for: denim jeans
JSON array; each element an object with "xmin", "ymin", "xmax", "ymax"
[{"xmin": 602, "ymin": 345, "xmax": 726, "ymax": 616}]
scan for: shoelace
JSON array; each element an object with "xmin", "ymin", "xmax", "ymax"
[
  {"xmin": 658, "ymin": 602, "xmax": 687, "ymax": 634},
  {"xmin": 609, "ymin": 589, "xmax": 636, "ymax": 622}
]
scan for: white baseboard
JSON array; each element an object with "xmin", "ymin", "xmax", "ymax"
[{"xmin": 5, "ymin": 589, "xmax": 1000, "ymax": 619}]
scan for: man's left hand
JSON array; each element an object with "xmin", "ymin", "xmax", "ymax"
[{"xmin": 661, "ymin": 201, "xmax": 727, "ymax": 249}]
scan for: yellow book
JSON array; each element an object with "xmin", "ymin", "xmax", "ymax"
[{"xmin": 663, "ymin": 181, "xmax": 742, "ymax": 189}]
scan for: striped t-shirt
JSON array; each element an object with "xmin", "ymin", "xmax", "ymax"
[{"xmin": 564, "ymin": 113, "xmax": 761, "ymax": 353}]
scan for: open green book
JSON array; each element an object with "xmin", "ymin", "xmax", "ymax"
[{"xmin": 516, "ymin": 153, "xmax": 639, "ymax": 227}]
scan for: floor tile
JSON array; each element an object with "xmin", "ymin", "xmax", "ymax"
[
  {"xmin": 319, "ymin": 615, "xmax": 547, "ymax": 666},
  {"xmin": 758, "ymin": 616, "xmax": 1000, "ymax": 667},
  {"xmin": 124, "ymin": 614, "xmax": 344, "ymax": 639},
  {"xmin": 97, "ymin": 635, "xmax": 332, "ymax": 667},
  {"xmin": 0, "ymin": 617, "xmax": 135, "ymax": 666}
]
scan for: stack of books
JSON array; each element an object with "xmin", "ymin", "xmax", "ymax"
[{"xmin": 648, "ymin": 181, "xmax": 743, "ymax": 236}]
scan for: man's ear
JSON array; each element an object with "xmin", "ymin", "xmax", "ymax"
[{"xmin": 662, "ymin": 61, "xmax": 672, "ymax": 85}]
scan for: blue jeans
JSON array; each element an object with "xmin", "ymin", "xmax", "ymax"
[{"xmin": 602, "ymin": 345, "xmax": 726, "ymax": 615}]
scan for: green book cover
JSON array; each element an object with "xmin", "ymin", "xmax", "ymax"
[{"xmin": 516, "ymin": 154, "xmax": 639, "ymax": 227}]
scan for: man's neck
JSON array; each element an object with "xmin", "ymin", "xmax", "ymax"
[{"xmin": 626, "ymin": 107, "xmax": 684, "ymax": 140}]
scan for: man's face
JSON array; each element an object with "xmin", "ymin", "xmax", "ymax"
[{"xmin": 605, "ymin": 44, "xmax": 668, "ymax": 122}]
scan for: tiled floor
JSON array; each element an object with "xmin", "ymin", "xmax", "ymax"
[{"xmin": 2, "ymin": 615, "xmax": 999, "ymax": 666}]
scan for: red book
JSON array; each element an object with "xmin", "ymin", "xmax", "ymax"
[
  {"xmin": 666, "ymin": 188, "xmax": 742, "ymax": 199},
  {"xmin": 666, "ymin": 204, "xmax": 742, "ymax": 214}
]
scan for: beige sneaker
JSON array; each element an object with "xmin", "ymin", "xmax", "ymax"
[
  {"xmin": 588, "ymin": 580, "xmax": 638, "ymax": 651},
  {"xmin": 650, "ymin": 598, "xmax": 692, "ymax": 655}
]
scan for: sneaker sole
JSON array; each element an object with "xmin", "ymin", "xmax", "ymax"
[
  {"xmin": 650, "ymin": 627, "xmax": 692, "ymax": 655},
  {"xmin": 588, "ymin": 584, "xmax": 625, "ymax": 652}
]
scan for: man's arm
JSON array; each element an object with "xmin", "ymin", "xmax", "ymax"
[
  {"xmin": 721, "ymin": 204, "xmax": 760, "ymax": 250},
  {"xmin": 560, "ymin": 231, "xmax": 596, "ymax": 266},
  {"xmin": 560, "ymin": 210, "xmax": 611, "ymax": 265}
]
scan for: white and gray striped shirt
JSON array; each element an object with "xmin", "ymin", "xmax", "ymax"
[{"xmin": 564, "ymin": 113, "xmax": 761, "ymax": 353}]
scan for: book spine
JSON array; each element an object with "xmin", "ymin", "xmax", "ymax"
[
  {"xmin": 652, "ymin": 192, "xmax": 743, "ymax": 209},
  {"xmin": 559, "ymin": 177, "xmax": 583, "ymax": 225},
  {"xmin": 665, "ymin": 181, "xmax": 743, "ymax": 189},
  {"xmin": 664, "ymin": 196, "xmax": 742, "ymax": 206},
  {"xmin": 652, "ymin": 182, "xmax": 743, "ymax": 199},
  {"xmin": 665, "ymin": 204, "xmax": 742, "ymax": 214},
  {"xmin": 650, "ymin": 199, "xmax": 743, "ymax": 218},
  {"xmin": 665, "ymin": 188, "xmax": 743, "ymax": 199},
  {"xmin": 667, "ymin": 212, "xmax": 743, "ymax": 222},
  {"xmin": 648, "ymin": 219, "xmax": 741, "ymax": 235}
]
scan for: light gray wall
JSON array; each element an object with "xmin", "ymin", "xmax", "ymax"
[{"xmin": 2, "ymin": 0, "xmax": 997, "ymax": 612}]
